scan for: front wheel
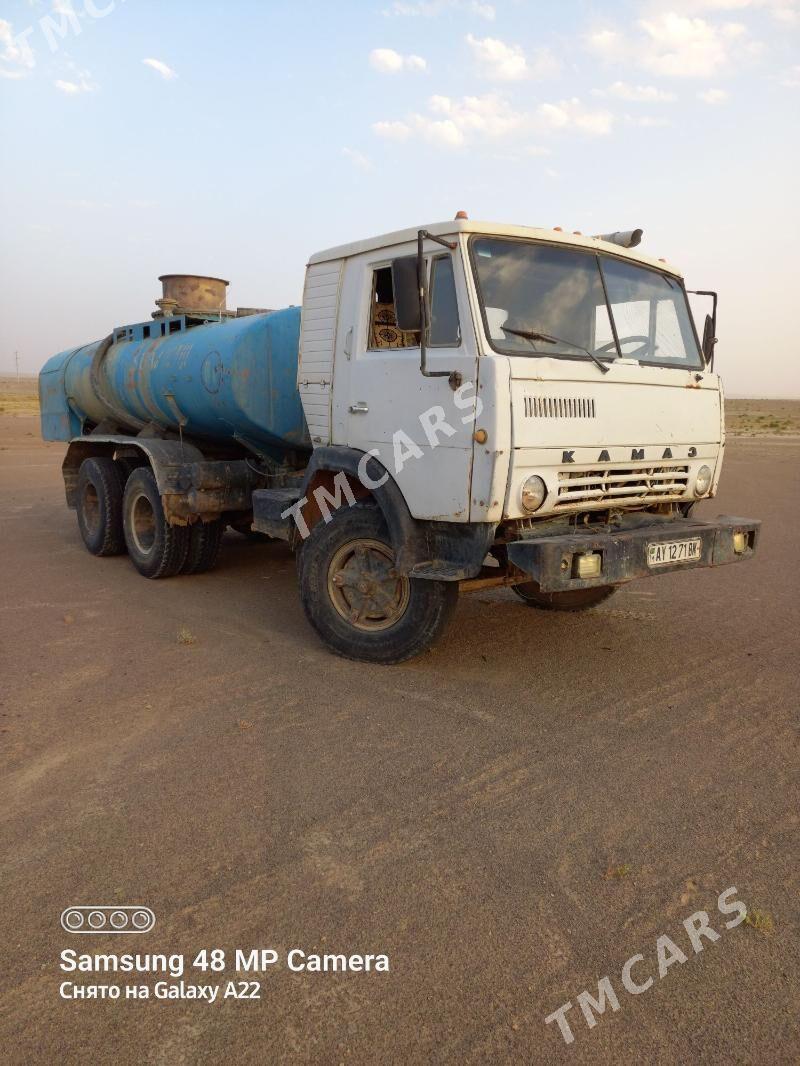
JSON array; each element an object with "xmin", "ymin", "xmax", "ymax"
[
  {"xmin": 512, "ymin": 582, "xmax": 616, "ymax": 611},
  {"xmin": 297, "ymin": 504, "xmax": 458, "ymax": 664}
]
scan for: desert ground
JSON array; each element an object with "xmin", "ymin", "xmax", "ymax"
[{"xmin": 1, "ymin": 381, "xmax": 798, "ymax": 1064}]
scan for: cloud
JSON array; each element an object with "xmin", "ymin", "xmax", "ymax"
[
  {"xmin": 770, "ymin": 5, "xmax": 798, "ymax": 23},
  {"xmin": 385, "ymin": 0, "xmax": 495, "ymax": 17},
  {"xmin": 375, "ymin": 91, "xmax": 619, "ymax": 148},
  {"xmin": 369, "ymin": 48, "xmax": 427, "ymax": 73},
  {"xmin": 639, "ymin": 14, "xmax": 735, "ymax": 77},
  {"xmin": 586, "ymin": 29, "xmax": 624, "ymax": 58},
  {"xmin": 586, "ymin": 12, "xmax": 761, "ymax": 79},
  {"xmin": 625, "ymin": 113, "xmax": 673, "ymax": 127},
  {"xmin": 142, "ymin": 58, "xmax": 178, "ymax": 81},
  {"xmin": 425, "ymin": 92, "xmax": 524, "ymax": 137},
  {"xmin": 341, "ymin": 147, "xmax": 374, "ymax": 171},
  {"xmin": 372, "ymin": 119, "xmax": 413, "ymax": 140},
  {"xmin": 0, "ymin": 17, "xmax": 35, "ymax": 77},
  {"xmin": 780, "ymin": 63, "xmax": 800, "ymax": 86},
  {"xmin": 538, "ymin": 98, "xmax": 614, "ymax": 136},
  {"xmin": 375, "ymin": 92, "xmax": 525, "ymax": 148},
  {"xmin": 67, "ymin": 199, "xmax": 112, "ymax": 211},
  {"xmin": 676, "ymin": 0, "xmax": 797, "ymax": 16},
  {"xmin": 466, "ymin": 34, "xmax": 559, "ymax": 81},
  {"xmin": 466, "ymin": 34, "xmax": 527, "ymax": 80},
  {"xmin": 54, "ymin": 66, "xmax": 97, "ymax": 94},
  {"xmin": 698, "ymin": 86, "xmax": 729, "ymax": 101},
  {"xmin": 593, "ymin": 81, "xmax": 677, "ymax": 102}
]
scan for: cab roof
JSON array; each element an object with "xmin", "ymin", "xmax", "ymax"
[{"xmin": 308, "ymin": 219, "xmax": 683, "ymax": 278}]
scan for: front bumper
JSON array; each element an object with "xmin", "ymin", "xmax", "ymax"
[{"xmin": 506, "ymin": 515, "xmax": 760, "ymax": 593}]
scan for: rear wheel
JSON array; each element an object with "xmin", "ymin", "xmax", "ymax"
[
  {"xmin": 76, "ymin": 457, "xmax": 126, "ymax": 556},
  {"xmin": 122, "ymin": 467, "xmax": 189, "ymax": 579},
  {"xmin": 182, "ymin": 519, "xmax": 224, "ymax": 575},
  {"xmin": 512, "ymin": 582, "xmax": 616, "ymax": 611},
  {"xmin": 298, "ymin": 503, "xmax": 458, "ymax": 664}
]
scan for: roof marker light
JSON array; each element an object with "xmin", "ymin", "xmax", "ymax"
[{"xmin": 455, "ymin": 210, "xmax": 469, "ymax": 220}]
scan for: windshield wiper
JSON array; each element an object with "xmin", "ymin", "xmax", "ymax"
[{"xmin": 501, "ymin": 326, "xmax": 610, "ymax": 375}]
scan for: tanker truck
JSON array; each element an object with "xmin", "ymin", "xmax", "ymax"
[{"xmin": 39, "ymin": 217, "xmax": 760, "ymax": 663}]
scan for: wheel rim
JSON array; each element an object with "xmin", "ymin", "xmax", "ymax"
[
  {"xmin": 130, "ymin": 493, "xmax": 156, "ymax": 554},
  {"xmin": 327, "ymin": 537, "xmax": 410, "ymax": 632},
  {"xmin": 81, "ymin": 484, "xmax": 100, "ymax": 536}
]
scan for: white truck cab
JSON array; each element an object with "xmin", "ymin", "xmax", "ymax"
[
  {"xmin": 253, "ymin": 217, "xmax": 759, "ymax": 662},
  {"xmin": 298, "ymin": 219, "xmax": 724, "ymax": 524}
]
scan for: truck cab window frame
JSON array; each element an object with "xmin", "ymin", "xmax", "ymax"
[
  {"xmin": 366, "ymin": 255, "xmax": 462, "ymax": 353},
  {"xmin": 428, "ymin": 254, "xmax": 462, "ymax": 349},
  {"xmin": 367, "ymin": 265, "xmax": 420, "ymax": 351},
  {"xmin": 468, "ymin": 235, "xmax": 703, "ymax": 371}
]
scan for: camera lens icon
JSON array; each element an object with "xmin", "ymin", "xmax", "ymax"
[{"xmin": 61, "ymin": 906, "xmax": 155, "ymax": 934}]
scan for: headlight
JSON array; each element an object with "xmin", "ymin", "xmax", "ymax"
[
  {"xmin": 521, "ymin": 475, "xmax": 547, "ymax": 512},
  {"xmin": 694, "ymin": 464, "xmax": 713, "ymax": 497}
]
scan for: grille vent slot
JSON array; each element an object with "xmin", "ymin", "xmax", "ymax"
[
  {"xmin": 556, "ymin": 463, "xmax": 690, "ymax": 509},
  {"xmin": 524, "ymin": 396, "xmax": 595, "ymax": 419}
]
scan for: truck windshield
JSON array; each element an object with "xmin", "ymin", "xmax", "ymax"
[{"xmin": 471, "ymin": 237, "xmax": 703, "ymax": 370}]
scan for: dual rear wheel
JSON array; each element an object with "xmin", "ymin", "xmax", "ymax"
[{"xmin": 76, "ymin": 458, "xmax": 222, "ymax": 578}]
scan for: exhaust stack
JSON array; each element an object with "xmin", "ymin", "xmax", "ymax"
[{"xmin": 593, "ymin": 229, "xmax": 643, "ymax": 249}]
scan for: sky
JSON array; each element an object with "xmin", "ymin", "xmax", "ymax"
[{"xmin": 0, "ymin": 0, "xmax": 798, "ymax": 396}]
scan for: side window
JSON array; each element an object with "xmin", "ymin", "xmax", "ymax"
[
  {"xmin": 429, "ymin": 255, "xmax": 461, "ymax": 347},
  {"xmin": 368, "ymin": 266, "xmax": 420, "ymax": 350}
]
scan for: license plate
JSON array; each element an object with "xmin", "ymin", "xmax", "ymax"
[{"xmin": 647, "ymin": 538, "xmax": 702, "ymax": 567}]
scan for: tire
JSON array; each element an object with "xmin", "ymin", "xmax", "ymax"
[
  {"xmin": 182, "ymin": 519, "xmax": 224, "ymax": 575},
  {"xmin": 512, "ymin": 581, "xmax": 616, "ymax": 611},
  {"xmin": 76, "ymin": 457, "xmax": 126, "ymax": 557},
  {"xmin": 122, "ymin": 466, "xmax": 190, "ymax": 579},
  {"xmin": 297, "ymin": 503, "xmax": 458, "ymax": 664}
]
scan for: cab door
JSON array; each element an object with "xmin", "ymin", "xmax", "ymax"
[{"xmin": 331, "ymin": 242, "xmax": 478, "ymax": 522}]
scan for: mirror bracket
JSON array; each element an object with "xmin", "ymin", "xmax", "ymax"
[
  {"xmin": 417, "ymin": 230, "xmax": 460, "ymax": 389},
  {"xmin": 391, "ymin": 231, "xmax": 460, "ymax": 390},
  {"xmin": 688, "ymin": 289, "xmax": 718, "ymax": 370}
]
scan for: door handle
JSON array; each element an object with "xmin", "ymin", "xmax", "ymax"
[{"xmin": 349, "ymin": 401, "xmax": 369, "ymax": 413}]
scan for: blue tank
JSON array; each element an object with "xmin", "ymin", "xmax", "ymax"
[{"xmin": 39, "ymin": 306, "xmax": 310, "ymax": 454}]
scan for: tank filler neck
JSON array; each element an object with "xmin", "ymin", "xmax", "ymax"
[{"xmin": 154, "ymin": 274, "xmax": 232, "ymax": 319}]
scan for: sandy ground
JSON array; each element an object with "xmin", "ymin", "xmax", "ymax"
[{"xmin": 1, "ymin": 410, "xmax": 798, "ymax": 1064}]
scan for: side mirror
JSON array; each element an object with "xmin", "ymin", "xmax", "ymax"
[
  {"xmin": 391, "ymin": 255, "xmax": 421, "ymax": 333},
  {"xmin": 702, "ymin": 313, "xmax": 716, "ymax": 363}
]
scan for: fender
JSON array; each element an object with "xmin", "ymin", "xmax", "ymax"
[
  {"xmin": 61, "ymin": 436, "xmax": 260, "ymax": 522},
  {"xmin": 300, "ymin": 446, "xmax": 425, "ymax": 571},
  {"xmin": 255, "ymin": 445, "xmax": 495, "ymax": 579}
]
